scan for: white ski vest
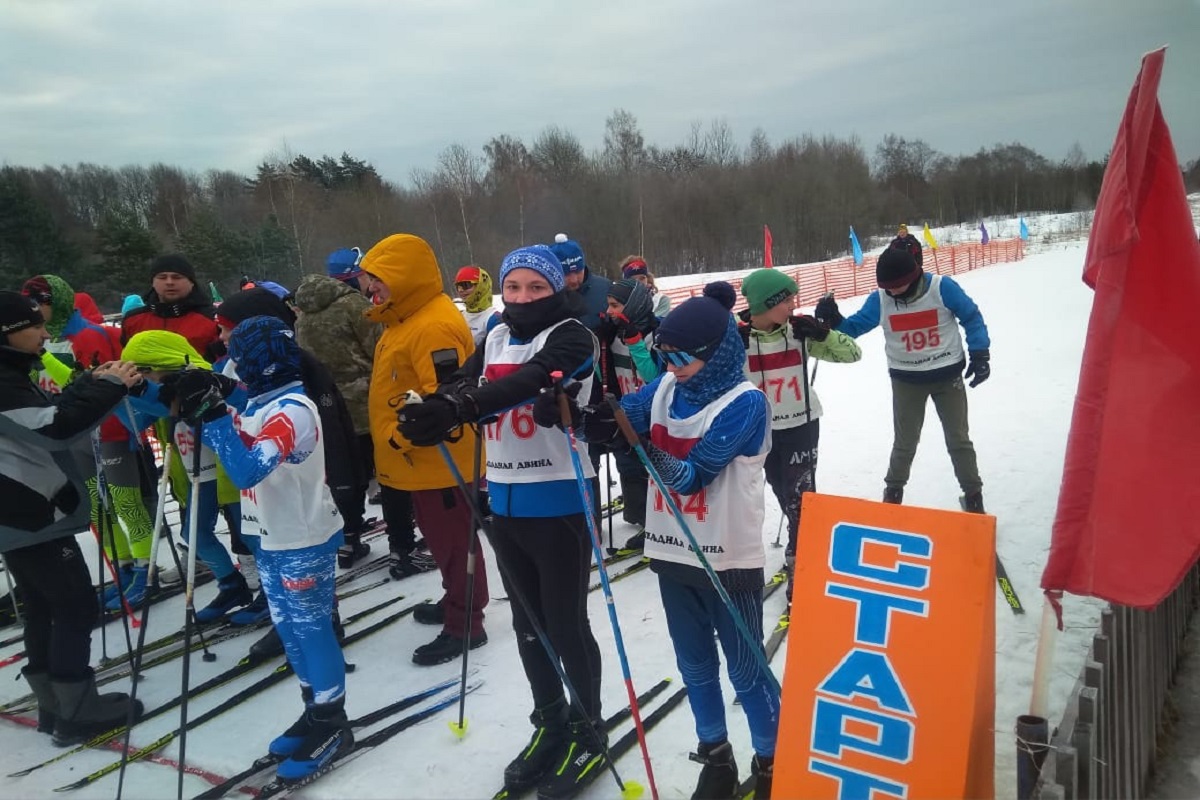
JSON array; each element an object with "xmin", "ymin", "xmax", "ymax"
[
  {"xmin": 462, "ymin": 308, "xmax": 495, "ymax": 347},
  {"xmin": 35, "ymin": 340, "xmax": 75, "ymax": 394},
  {"xmin": 643, "ymin": 374, "xmax": 770, "ymax": 571},
  {"xmin": 880, "ymin": 275, "xmax": 965, "ymax": 372},
  {"xmin": 743, "ymin": 328, "xmax": 823, "ymax": 430},
  {"xmin": 610, "ymin": 330, "xmax": 654, "ymax": 397},
  {"xmin": 482, "ymin": 319, "xmax": 596, "ymax": 485},
  {"xmin": 172, "ymin": 420, "xmax": 218, "ymax": 484},
  {"xmin": 235, "ymin": 391, "xmax": 342, "ymax": 551}
]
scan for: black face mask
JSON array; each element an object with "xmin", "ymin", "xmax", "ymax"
[{"xmin": 501, "ymin": 293, "xmax": 570, "ymax": 339}]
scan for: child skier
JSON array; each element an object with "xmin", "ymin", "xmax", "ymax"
[
  {"xmin": 565, "ymin": 282, "xmax": 780, "ymax": 799},
  {"xmin": 176, "ymin": 315, "xmax": 350, "ymax": 783},
  {"xmin": 816, "ymin": 248, "xmax": 991, "ymax": 510},
  {"xmin": 398, "ymin": 245, "xmax": 606, "ymax": 800},
  {"xmin": 738, "ymin": 269, "xmax": 861, "ymax": 572}
]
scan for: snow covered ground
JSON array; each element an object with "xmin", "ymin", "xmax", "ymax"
[{"xmin": 0, "ymin": 220, "xmax": 1149, "ymax": 799}]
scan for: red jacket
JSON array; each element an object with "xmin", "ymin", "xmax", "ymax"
[{"xmin": 121, "ymin": 287, "xmax": 219, "ymax": 358}]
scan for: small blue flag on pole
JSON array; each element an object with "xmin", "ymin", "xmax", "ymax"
[
  {"xmin": 980, "ymin": 221, "xmax": 990, "ymax": 245},
  {"xmin": 1019, "ymin": 217, "xmax": 1029, "ymax": 241},
  {"xmin": 849, "ymin": 226, "xmax": 863, "ymax": 266}
]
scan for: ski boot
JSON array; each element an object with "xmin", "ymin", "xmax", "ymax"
[
  {"xmin": 411, "ymin": 630, "xmax": 488, "ymax": 667},
  {"xmin": 749, "ymin": 754, "xmax": 774, "ymax": 799},
  {"xmin": 504, "ymin": 698, "xmax": 568, "ymax": 792},
  {"xmin": 269, "ymin": 685, "xmax": 315, "ymax": 758},
  {"xmin": 689, "ymin": 739, "xmax": 739, "ymax": 799},
  {"xmin": 537, "ymin": 717, "xmax": 608, "ymax": 799},
  {"xmin": 51, "ymin": 668, "xmax": 144, "ymax": 747},
  {"xmin": 105, "ymin": 562, "xmax": 152, "ymax": 612},
  {"xmin": 100, "ymin": 563, "xmax": 135, "ymax": 605},
  {"xmin": 275, "ymin": 697, "xmax": 353, "ymax": 783},
  {"xmin": 195, "ymin": 570, "xmax": 253, "ymax": 624},
  {"xmin": 228, "ymin": 590, "xmax": 271, "ymax": 626},
  {"xmin": 337, "ymin": 531, "xmax": 371, "ymax": 569},
  {"xmin": 882, "ymin": 486, "xmax": 904, "ymax": 505},
  {"xmin": 388, "ymin": 548, "xmax": 437, "ymax": 580},
  {"xmin": 961, "ymin": 491, "xmax": 986, "ymax": 514}
]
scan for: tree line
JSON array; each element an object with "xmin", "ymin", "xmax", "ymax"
[{"xmin": 3, "ymin": 109, "xmax": 1197, "ymax": 310}]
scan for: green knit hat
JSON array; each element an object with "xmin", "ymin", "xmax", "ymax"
[{"xmin": 741, "ymin": 268, "xmax": 798, "ymax": 315}]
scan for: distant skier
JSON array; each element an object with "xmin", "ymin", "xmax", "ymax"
[{"xmin": 890, "ymin": 222, "xmax": 924, "ymax": 267}]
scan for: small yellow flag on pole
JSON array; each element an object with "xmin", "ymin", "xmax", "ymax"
[{"xmin": 923, "ymin": 223, "xmax": 939, "ymax": 251}]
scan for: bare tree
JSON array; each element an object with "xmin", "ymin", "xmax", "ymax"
[{"xmin": 437, "ymin": 143, "xmax": 482, "ymax": 263}]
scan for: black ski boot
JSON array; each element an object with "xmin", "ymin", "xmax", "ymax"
[
  {"xmin": 195, "ymin": 570, "xmax": 252, "ymax": 624},
  {"xmin": 413, "ymin": 600, "xmax": 445, "ymax": 626},
  {"xmin": 537, "ymin": 717, "xmax": 608, "ymax": 799},
  {"xmin": 22, "ymin": 667, "xmax": 57, "ymax": 733},
  {"xmin": 269, "ymin": 685, "xmax": 314, "ymax": 758},
  {"xmin": 411, "ymin": 630, "xmax": 487, "ymax": 666},
  {"xmin": 337, "ymin": 531, "xmax": 371, "ymax": 569},
  {"xmin": 749, "ymin": 754, "xmax": 774, "ymax": 799},
  {"xmin": 689, "ymin": 740, "xmax": 739, "ymax": 799},
  {"xmin": 962, "ymin": 491, "xmax": 986, "ymax": 514},
  {"xmin": 504, "ymin": 698, "xmax": 568, "ymax": 792},
  {"xmin": 249, "ymin": 624, "xmax": 284, "ymax": 662},
  {"xmin": 51, "ymin": 668, "xmax": 144, "ymax": 747},
  {"xmin": 882, "ymin": 486, "xmax": 904, "ymax": 504},
  {"xmin": 388, "ymin": 548, "xmax": 437, "ymax": 580},
  {"xmin": 275, "ymin": 697, "xmax": 353, "ymax": 783}
]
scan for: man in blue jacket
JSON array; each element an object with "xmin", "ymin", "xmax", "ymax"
[
  {"xmin": 550, "ymin": 234, "xmax": 611, "ymax": 333},
  {"xmin": 816, "ymin": 248, "xmax": 991, "ymax": 512}
]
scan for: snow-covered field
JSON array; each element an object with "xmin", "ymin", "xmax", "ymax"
[{"xmin": 0, "ymin": 210, "xmax": 1165, "ymax": 798}]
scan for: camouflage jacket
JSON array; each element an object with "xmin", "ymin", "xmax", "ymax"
[{"xmin": 293, "ymin": 274, "xmax": 379, "ymax": 434}]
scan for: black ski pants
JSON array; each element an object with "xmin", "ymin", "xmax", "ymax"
[
  {"xmin": 5, "ymin": 536, "xmax": 96, "ymax": 679},
  {"xmin": 486, "ymin": 513, "xmax": 603, "ymax": 721},
  {"xmin": 762, "ymin": 420, "xmax": 819, "ymax": 552}
]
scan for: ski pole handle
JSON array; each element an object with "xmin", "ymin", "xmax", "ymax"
[{"xmin": 547, "ymin": 370, "xmax": 576, "ymax": 429}]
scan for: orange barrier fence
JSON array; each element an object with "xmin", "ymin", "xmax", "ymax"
[{"xmin": 660, "ymin": 238, "xmax": 1026, "ymax": 312}]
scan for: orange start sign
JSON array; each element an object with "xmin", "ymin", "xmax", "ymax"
[{"xmin": 774, "ymin": 493, "xmax": 996, "ymax": 799}]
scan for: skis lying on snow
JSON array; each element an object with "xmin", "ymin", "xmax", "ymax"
[
  {"xmin": 491, "ymin": 677, "xmax": 676, "ymax": 800},
  {"xmin": 591, "ymin": 546, "xmax": 642, "ymax": 573},
  {"xmin": 254, "ymin": 681, "xmax": 485, "ymax": 799},
  {"xmin": 600, "ymin": 495, "xmax": 625, "ymax": 520},
  {"xmin": 587, "ymin": 557, "xmax": 650, "ymax": 593},
  {"xmin": 15, "ymin": 594, "xmax": 417, "ymax": 783},
  {"xmin": 958, "ymin": 496, "xmax": 1025, "ymax": 615},
  {"xmin": 197, "ymin": 673, "xmax": 477, "ymax": 798}
]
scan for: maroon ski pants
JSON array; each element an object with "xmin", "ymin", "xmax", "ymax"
[{"xmin": 411, "ymin": 487, "xmax": 489, "ymax": 637}]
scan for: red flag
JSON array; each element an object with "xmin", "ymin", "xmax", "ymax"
[
  {"xmin": 1041, "ymin": 48, "xmax": 1200, "ymax": 610},
  {"xmin": 763, "ymin": 225, "xmax": 774, "ymax": 267}
]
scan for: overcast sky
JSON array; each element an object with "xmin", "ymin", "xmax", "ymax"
[{"xmin": 2, "ymin": 0, "xmax": 1197, "ymax": 185}]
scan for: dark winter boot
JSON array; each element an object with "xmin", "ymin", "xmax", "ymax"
[
  {"xmin": 22, "ymin": 667, "xmax": 57, "ymax": 734},
  {"xmin": 749, "ymin": 754, "xmax": 774, "ymax": 799},
  {"xmin": 689, "ymin": 740, "xmax": 739, "ymax": 800},
  {"xmin": 275, "ymin": 698, "xmax": 353, "ymax": 783},
  {"xmin": 411, "ymin": 630, "xmax": 488, "ymax": 666},
  {"xmin": 337, "ymin": 532, "xmax": 371, "ymax": 569},
  {"xmin": 962, "ymin": 491, "xmax": 986, "ymax": 514},
  {"xmin": 228, "ymin": 590, "xmax": 271, "ymax": 626},
  {"xmin": 249, "ymin": 625, "xmax": 284, "ymax": 662},
  {"xmin": 537, "ymin": 717, "xmax": 608, "ymax": 799},
  {"xmin": 388, "ymin": 548, "xmax": 437, "ymax": 579},
  {"xmin": 195, "ymin": 571, "xmax": 253, "ymax": 624},
  {"xmin": 413, "ymin": 600, "xmax": 445, "ymax": 626},
  {"xmin": 51, "ymin": 668, "xmax": 144, "ymax": 747},
  {"xmin": 504, "ymin": 698, "xmax": 569, "ymax": 791},
  {"xmin": 882, "ymin": 486, "xmax": 904, "ymax": 505},
  {"xmin": 269, "ymin": 685, "xmax": 315, "ymax": 758},
  {"xmin": 621, "ymin": 527, "xmax": 645, "ymax": 552}
]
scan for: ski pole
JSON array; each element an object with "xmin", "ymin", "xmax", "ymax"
[
  {"xmin": 429, "ymin": 434, "xmax": 644, "ymax": 800},
  {"xmin": 91, "ymin": 430, "xmax": 141, "ymax": 650},
  {"xmin": 550, "ymin": 376, "xmax": 660, "ymax": 800},
  {"xmin": 772, "ymin": 514, "xmax": 784, "ymax": 549},
  {"xmin": 605, "ymin": 395, "xmax": 782, "ymax": 699},
  {"xmin": 450, "ymin": 419, "xmax": 485, "ymax": 738},
  {"xmin": 177, "ymin": 419, "xmax": 204, "ymax": 800},
  {"xmin": 605, "ymin": 451, "xmax": 615, "ymax": 553}
]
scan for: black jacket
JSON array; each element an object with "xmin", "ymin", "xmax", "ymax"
[
  {"xmin": 0, "ymin": 347, "xmax": 127, "ymax": 545},
  {"xmin": 298, "ymin": 350, "xmax": 366, "ymax": 494},
  {"xmin": 890, "ymin": 233, "xmax": 924, "ymax": 267}
]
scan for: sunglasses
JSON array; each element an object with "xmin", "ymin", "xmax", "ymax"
[
  {"xmin": 455, "ymin": 281, "xmax": 477, "ymax": 291},
  {"xmin": 655, "ymin": 347, "xmax": 697, "ymax": 368}
]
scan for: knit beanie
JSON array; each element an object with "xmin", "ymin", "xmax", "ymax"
[
  {"xmin": 499, "ymin": 246, "xmax": 565, "ymax": 293},
  {"xmin": 0, "ymin": 291, "xmax": 45, "ymax": 341},
  {"xmin": 121, "ymin": 294, "xmax": 146, "ymax": 317},
  {"xmin": 607, "ymin": 279, "xmax": 653, "ymax": 325},
  {"xmin": 549, "ymin": 237, "xmax": 586, "ymax": 275},
  {"xmin": 150, "ymin": 254, "xmax": 197, "ymax": 283},
  {"xmin": 327, "ymin": 247, "xmax": 364, "ymax": 281},
  {"xmin": 741, "ymin": 268, "xmax": 798, "ymax": 316},
  {"xmin": 656, "ymin": 281, "xmax": 736, "ymax": 356},
  {"xmin": 621, "ymin": 258, "xmax": 649, "ymax": 280},
  {"xmin": 215, "ymin": 288, "xmax": 297, "ymax": 331},
  {"xmin": 876, "ymin": 248, "xmax": 921, "ymax": 290}
]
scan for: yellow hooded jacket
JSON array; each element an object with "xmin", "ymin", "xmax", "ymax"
[{"xmin": 363, "ymin": 235, "xmax": 479, "ymax": 491}]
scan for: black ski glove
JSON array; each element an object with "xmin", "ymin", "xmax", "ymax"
[
  {"xmin": 964, "ymin": 350, "xmax": 990, "ymax": 388},
  {"xmin": 582, "ymin": 397, "xmax": 620, "ymax": 447},
  {"xmin": 790, "ymin": 314, "xmax": 829, "ymax": 341},
  {"xmin": 532, "ymin": 381, "xmax": 583, "ymax": 431},
  {"xmin": 397, "ymin": 393, "xmax": 469, "ymax": 447},
  {"xmin": 815, "ymin": 296, "xmax": 843, "ymax": 329},
  {"xmin": 174, "ymin": 369, "xmax": 229, "ymax": 426}
]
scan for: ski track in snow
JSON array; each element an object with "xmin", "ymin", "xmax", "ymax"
[{"xmin": 0, "ymin": 212, "xmax": 1143, "ymax": 797}]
